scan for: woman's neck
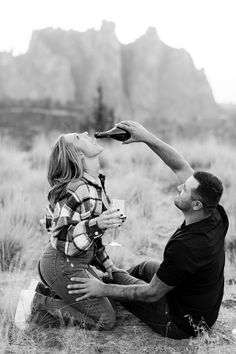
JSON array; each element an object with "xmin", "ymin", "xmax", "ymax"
[{"xmin": 83, "ymin": 156, "xmax": 100, "ymax": 179}]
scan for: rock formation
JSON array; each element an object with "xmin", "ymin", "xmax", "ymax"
[{"xmin": 0, "ymin": 21, "xmax": 219, "ymax": 122}]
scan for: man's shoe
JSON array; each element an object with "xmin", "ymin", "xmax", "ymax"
[{"xmin": 14, "ymin": 290, "xmax": 36, "ymax": 330}]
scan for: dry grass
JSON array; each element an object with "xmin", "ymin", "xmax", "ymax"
[{"xmin": 1, "ymin": 134, "xmax": 236, "ymax": 353}]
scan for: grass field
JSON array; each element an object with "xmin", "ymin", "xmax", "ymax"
[{"xmin": 1, "ymin": 132, "xmax": 236, "ymax": 353}]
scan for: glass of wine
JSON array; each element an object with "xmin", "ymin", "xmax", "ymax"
[{"xmin": 109, "ymin": 199, "xmax": 126, "ymax": 246}]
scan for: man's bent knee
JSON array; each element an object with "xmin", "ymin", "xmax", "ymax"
[{"xmin": 128, "ymin": 259, "xmax": 161, "ymax": 282}]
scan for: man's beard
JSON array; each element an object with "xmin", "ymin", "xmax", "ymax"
[{"xmin": 174, "ymin": 198, "xmax": 191, "ymax": 212}]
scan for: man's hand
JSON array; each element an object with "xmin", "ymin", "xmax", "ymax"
[
  {"xmin": 116, "ymin": 121, "xmax": 151, "ymax": 144},
  {"xmin": 67, "ymin": 277, "xmax": 104, "ymax": 301},
  {"xmin": 96, "ymin": 208, "xmax": 123, "ymax": 229}
]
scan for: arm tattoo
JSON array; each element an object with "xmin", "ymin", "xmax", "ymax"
[{"xmin": 103, "ymin": 275, "xmax": 174, "ymax": 302}]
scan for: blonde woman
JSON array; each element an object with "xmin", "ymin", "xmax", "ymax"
[{"xmin": 15, "ymin": 132, "xmax": 126, "ymax": 330}]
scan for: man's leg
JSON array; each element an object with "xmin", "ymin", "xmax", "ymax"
[
  {"xmin": 111, "ymin": 260, "xmax": 168, "ymax": 332},
  {"xmin": 111, "ymin": 260, "xmax": 189, "ymax": 339},
  {"xmin": 128, "ymin": 259, "xmax": 161, "ymax": 281},
  {"xmin": 110, "ymin": 259, "xmax": 160, "ymax": 288}
]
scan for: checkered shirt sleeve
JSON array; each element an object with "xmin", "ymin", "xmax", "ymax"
[{"xmin": 47, "ymin": 178, "xmax": 113, "ymax": 269}]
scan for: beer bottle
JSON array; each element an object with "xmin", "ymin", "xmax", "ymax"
[{"xmin": 94, "ymin": 126, "xmax": 131, "ymax": 142}]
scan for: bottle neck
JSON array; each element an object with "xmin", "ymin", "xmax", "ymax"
[
  {"xmin": 94, "ymin": 126, "xmax": 127, "ymax": 139},
  {"xmin": 94, "ymin": 132, "xmax": 110, "ymax": 138}
]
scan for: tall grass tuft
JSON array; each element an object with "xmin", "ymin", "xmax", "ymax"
[{"xmin": 0, "ymin": 137, "xmax": 48, "ymax": 272}]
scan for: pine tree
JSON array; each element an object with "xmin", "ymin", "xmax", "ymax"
[{"xmin": 90, "ymin": 86, "xmax": 115, "ymax": 132}]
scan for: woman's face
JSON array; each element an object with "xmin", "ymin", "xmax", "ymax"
[{"xmin": 64, "ymin": 132, "xmax": 104, "ymax": 157}]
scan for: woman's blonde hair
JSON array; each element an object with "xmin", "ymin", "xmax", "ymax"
[{"xmin": 47, "ymin": 135, "xmax": 83, "ymax": 205}]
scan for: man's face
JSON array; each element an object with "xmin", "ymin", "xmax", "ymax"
[
  {"xmin": 174, "ymin": 176, "xmax": 200, "ymax": 212},
  {"xmin": 64, "ymin": 132, "xmax": 104, "ymax": 157}
]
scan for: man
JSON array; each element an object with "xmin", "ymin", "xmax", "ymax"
[{"xmin": 67, "ymin": 121, "xmax": 229, "ymax": 339}]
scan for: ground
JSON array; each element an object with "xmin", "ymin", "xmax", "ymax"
[{"xmin": 2, "ymin": 282, "xmax": 236, "ymax": 354}]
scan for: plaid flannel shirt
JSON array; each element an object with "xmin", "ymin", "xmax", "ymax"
[{"xmin": 46, "ymin": 172, "xmax": 113, "ymax": 271}]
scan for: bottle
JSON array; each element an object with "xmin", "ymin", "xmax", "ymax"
[{"xmin": 94, "ymin": 126, "xmax": 131, "ymax": 142}]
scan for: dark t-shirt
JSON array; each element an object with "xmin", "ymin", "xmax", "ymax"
[{"xmin": 156, "ymin": 205, "xmax": 229, "ymax": 336}]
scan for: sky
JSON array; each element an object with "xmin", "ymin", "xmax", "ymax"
[{"xmin": 0, "ymin": 0, "xmax": 235, "ymax": 103}]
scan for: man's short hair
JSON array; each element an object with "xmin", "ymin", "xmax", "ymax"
[{"xmin": 192, "ymin": 171, "xmax": 223, "ymax": 214}]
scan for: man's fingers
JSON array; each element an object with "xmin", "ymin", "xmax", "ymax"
[
  {"xmin": 117, "ymin": 122, "xmax": 130, "ymax": 127},
  {"xmin": 76, "ymin": 294, "xmax": 90, "ymax": 301},
  {"xmin": 117, "ymin": 120, "xmax": 139, "ymax": 128},
  {"xmin": 69, "ymin": 277, "xmax": 87, "ymax": 283},
  {"xmin": 117, "ymin": 120, "xmax": 134, "ymax": 126},
  {"xmin": 68, "ymin": 283, "xmax": 86, "ymax": 290},
  {"xmin": 68, "ymin": 289, "xmax": 86, "ymax": 294},
  {"xmin": 116, "ymin": 122, "xmax": 132, "ymax": 132},
  {"xmin": 122, "ymin": 138, "xmax": 135, "ymax": 145}
]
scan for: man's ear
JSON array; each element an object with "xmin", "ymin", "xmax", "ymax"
[{"xmin": 192, "ymin": 200, "xmax": 203, "ymax": 211}]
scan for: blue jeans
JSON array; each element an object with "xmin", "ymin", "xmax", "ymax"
[{"xmin": 37, "ymin": 243, "xmax": 116, "ymax": 330}]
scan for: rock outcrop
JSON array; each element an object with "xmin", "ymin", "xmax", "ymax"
[{"xmin": 0, "ymin": 21, "xmax": 219, "ymax": 122}]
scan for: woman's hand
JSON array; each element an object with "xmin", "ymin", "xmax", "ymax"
[
  {"xmin": 96, "ymin": 208, "xmax": 124, "ymax": 229},
  {"xmin": 104, "ymin": 264, "xmax": 127, "ymax": 281},
  {"xmin": 105, "ymin": 266, "xmax": 114, "ymax": 281}
]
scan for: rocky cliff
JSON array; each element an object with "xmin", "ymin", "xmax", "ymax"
[{"xmin": 0, "ymin": 21, "xmax": 219, "ymax": 122}]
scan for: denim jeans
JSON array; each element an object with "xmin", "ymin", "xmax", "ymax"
[
  {"xmin": 37, "ymin": 242, "xmax": 116, "ymax": 330},
  {"xmin": 112, "ymin": 260, "xmax": 190, "ymax": 339},
  {"xmin": 36, "ymin": 244, "xmax": 189, "ymax": 338}
]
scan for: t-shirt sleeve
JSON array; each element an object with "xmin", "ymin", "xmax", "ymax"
[{"xmin": 156, "ymin": 240, "xmax": 198, "ymax": 286}]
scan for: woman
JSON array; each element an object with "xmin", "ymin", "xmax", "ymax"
[{"xmin": 26, "ymin": 132, "xmax": 125, "ymax": 330}]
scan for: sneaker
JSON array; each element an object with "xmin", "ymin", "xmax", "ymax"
[
  {"xmin": 28, "ymin": 279, "xmax": 40, "ymax": 291},
  {"xmin": 14, "ymin": 290, "xmax": 36, "ymax": 330}
]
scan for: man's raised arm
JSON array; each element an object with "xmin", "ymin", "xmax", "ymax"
[{"xmin": 117, "ymin": 121, "xmax": 194, "ymax": 184}]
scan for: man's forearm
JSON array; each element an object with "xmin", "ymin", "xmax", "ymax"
[
  {"xmin": 143, "ymin": 132, "xmax": 192, "ymax": 175},
  {"xmin": 68, "ymin": 273, "xmax": 173, "ymax": 302},
  {"xmin": 101, "ymin": 283, "xmax": 160, "ymax": 303}
]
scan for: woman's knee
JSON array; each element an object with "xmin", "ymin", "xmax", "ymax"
[{"xmin": 98, "ymin": 307, "xmax": 116, "ymax": 330}]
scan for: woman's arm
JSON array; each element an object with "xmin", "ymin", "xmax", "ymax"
[
  {"xmin": 90, "ymin": 238, "xmax": 113, "ymax": 272},
  {"xmin": 52, "ymin": 182, "xmax": 122, "ymax": 254}
]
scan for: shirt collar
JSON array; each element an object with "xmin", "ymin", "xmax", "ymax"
[
  {"xmin": 180, "ymin": 211, "xmax": 215, "ymax": 231},
  {"xmin": 82, "ymin": 172, "xmax": 104, "ymax": 188}
]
